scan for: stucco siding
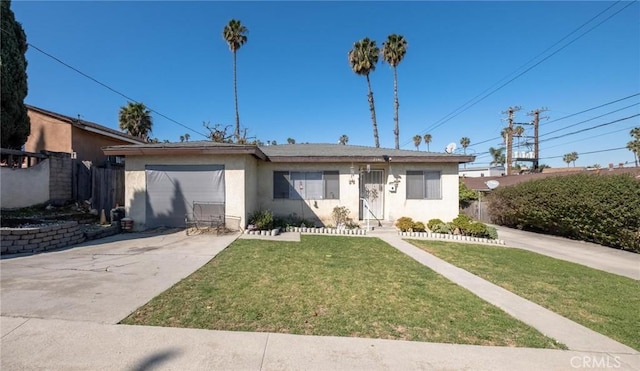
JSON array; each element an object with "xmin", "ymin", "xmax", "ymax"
[
  {"xmin": 25, "ymin": 111, "xmax": 72, "ymax": 154},
  {"xmin": 387, "ymin": 162, "xmax": 460, "ymax": 223},
  {"xmin": 124, "ymin": 154, "xmax": 249, "ymax": 230},
  {"xmin": 1, "ymin": 160, "xmax": 50, "ymax": 209},
  {"xmin": 257, "ymin": 162, "xmax": 363, "ymax": 226}
]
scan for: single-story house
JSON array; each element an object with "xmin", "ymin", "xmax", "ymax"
[
  {"xmin": 25, "ymin": 105, "xmax": 146, "ymax": 166},
  {"xmin": 459, "ymin": 165, "xmax": 505, "ymax": 178},
  {"xmin": 102, "ymin": 142, "xmax": 475, "ymax": 231}
]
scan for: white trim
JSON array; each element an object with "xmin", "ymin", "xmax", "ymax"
[{"xmin": 81, "ymin": 126, "xmax": 143, "ymax": 144}]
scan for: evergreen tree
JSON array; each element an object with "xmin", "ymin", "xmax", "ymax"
[{"xmin": 1, "ymin": 0, "xmax": 30, "ymax": 149}]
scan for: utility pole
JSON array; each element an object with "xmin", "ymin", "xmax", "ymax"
[
  {"xmin": 502, "ymin": 106, "xmax": 521, "ymax": 175},
  {"xmin": 527, "ymin": 108, "xmax": 548, "ymax": 170}
]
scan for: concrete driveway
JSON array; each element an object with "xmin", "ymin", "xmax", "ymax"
[{"xmin": 1, "ymin": 229, "xmax": 238, "ymax": 324}]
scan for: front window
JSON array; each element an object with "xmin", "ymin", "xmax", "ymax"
[
  {"xmin": 406, "ymin": 170, "xmax": 441, "ymax": 199},
  {"xmin": 273, "ymin": 170, "xmax": 339, "ymax": 200}
]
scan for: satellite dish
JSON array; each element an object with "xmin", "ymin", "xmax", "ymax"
[
  {"xmin": 485, "ymin": 180, "xmax": 500, "ymax": 190},
  {"xmin": 445, "ymin": 142, "xmax": 457, "ymax": 154}
]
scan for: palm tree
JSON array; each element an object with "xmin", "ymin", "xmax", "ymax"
[
  {"xmin": 563, "ymin": 152, "xmax": 577, "ymax": 167},
  {"xmin": 287, "ymin": 137, "xmax": 295, "ymax": 144},
  {"xmin": 223, "ymin": 19, "xmax": 248, "ymax": 142},
  {"xmin": 423, "ymin": 134, "xmax": 432, "ymax": 152},
  {"xmin": 488, "ymin": 147, "xmax": 504, "ymax": 166},
  {"xmin": 338, "ymin": 135, "xmax": 349, "ymax": 145},
  {"xmin": 460, "ymin": 137, "xmax": 470, "ymax": 154},
  {"xmin": 571, "ymin": 151, "xmax": 579, "ymax": 167},
  {"xmin": 412, "ymin": 135, "xmax": 422, "ymax": 151},
  {"xmin": 513, "ymin": 125, "xmax": 525, "ymax": 147},
  {"xmin": 184, "ymin": 133, "xmax": 190, "ymax": 142},
  {"xmin": 628, "ymin": 127, "xmax": 640, "ymax": 167},
  {"xmin": 180, "ymin": 135, "xmax": 185, "ymax": 142},
  {"xmin": 381, "ymin": 34, "xmax": 407, "ymax": 150},
  {"xmin": 118, "ymin": 102, "xmax": 153, "ymax": 141},
  {"xmin": 349, "ymin": 37, "xmax": 380, "ymax": 148}
]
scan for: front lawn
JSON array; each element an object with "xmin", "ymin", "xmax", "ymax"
[
  {"xmin": 122, "ymin": 236, "xmax": 563, "ymax": 348},
  {"xmin": 408, "ymin": 240, "xmax": 640, "ymax": 350}
]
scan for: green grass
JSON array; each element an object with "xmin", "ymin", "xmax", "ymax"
[
  {"xmin": 408, "ymin": 240, "xmax": 640, "ymax": 350},
  {"xmin": 122, "ymin": 236, "xmax": 564, "ymax": 348}
]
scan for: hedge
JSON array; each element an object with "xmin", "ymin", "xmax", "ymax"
[{"xmin": 487, "ymin": 173, "xmax": 640, "ymax": 252}]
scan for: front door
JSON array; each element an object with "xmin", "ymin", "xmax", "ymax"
[{"xmin": 359, "ymin": 169, "xmax": 384, "ymax": 221}]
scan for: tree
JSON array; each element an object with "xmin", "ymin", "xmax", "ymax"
[
  {"xmin": 203, "ymin": 122, "xmax": 233, "ymax": 143},
  {"xmin": 460, "ymin": 137, "xmax": 470, "ymax": 154},
  {"xmin": 627, "ymin": 127, "xmax": 640, "ymax": 167},
  {"xmin": 423, "ymin": 134, "xmax": 432, "ymax": 152},
  {"xmin": 338, "ymin": 135, "xmax": 349, "ymax": 145},
  {"xmin": 1, "ymin": 0, "xmax": 30, "ymax": 149},
  {"xmin": 223, "ymin": 19, "xmax": 248, "ymax": 142},
  {"xmin": 381, "ymin": 34, "xmax": 407, "ymax": 150},
  {"xmin": 571, "ymin": 151, "xmax": 579, "ymax": 167},
  {"xmin": 184, "ymin": 133, "xmax": 190, "ymax": 142},
  {"xmin": 349, "ymin": 37, "xmax": 380, "ymax": 148},
  {"xmin": 118, "ymin": 102, "xmax": 153, "ymax": 141},
  {"xmin": 412, "ymin": 135, "xmax": 422, "ymax": 151},
  {"xmin": 287, "ymin": 137, "xmax": 295, "ymax": 144},
  {"xmin": 563, "ymin": 153, "xmax": 572, "ymax": 167},
  {"xmin": 489, "ymin": 147, "xmax": 505, "ymax": 166},
  {"xmin": 513, "ymin": 125, "xmax": 525, "ymax": 147}
]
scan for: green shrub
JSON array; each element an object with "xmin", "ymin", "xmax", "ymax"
[
  {"xmin": 427, "ymin": 218, "xmax": 444, "ymax": 231},
  {"xmin": 413, "ymin": 222, "xmax": 426, "ymax": 232},
  {"xmin": 485, "ymin": 226, "xmax": 498, "ymax": 240},
  {"xmin": 487, "ymin": 173, "xmax": 640, "ymax": 252},
  {"xmin": 459, "ymin": 180, "xmax": 478, "ymax": 208},
  {"xmin": 432, "ymin": 222, "xmax": 452, "ymax": 234},
  {"xmin": 465, "ymin": 222, "xmax": 489, "ymax": 238},
  {"xmin": 451, "ymin": 214, "xmax": 473, "ymax": 234},
  {"xmin": 395, "ymin": 217, "xmax": 415, "ymax": 232},
  {"xmin": 249, "ymin": 209, "xmax": 274, "ymax": 230}
]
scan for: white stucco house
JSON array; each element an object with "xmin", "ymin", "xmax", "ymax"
[{"xmin": 102, "ymin": 142, "xmax": 475, "ymax": 231}]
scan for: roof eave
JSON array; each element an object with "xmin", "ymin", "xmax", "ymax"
[{"xmin": 102, "ymin": 146, "xmax": 267, "ymax": 160}]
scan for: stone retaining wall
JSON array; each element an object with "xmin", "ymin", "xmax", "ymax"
[{"xmin": 1, "ymin": 221, "xmax": 85, "ymax": 255}]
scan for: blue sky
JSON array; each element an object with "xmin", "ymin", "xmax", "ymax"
[{"xmin": 12, "ymin": 1, "xmax": 640, "ymax": 168}]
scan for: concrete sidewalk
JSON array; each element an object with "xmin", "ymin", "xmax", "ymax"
[
  {"xmin": 375, "ymin": 232, "xmax": 637, "ymax": 355},
  {"xmin": 2, "ymin": 317, "xmax": 639, "ymax": 371},
  {"xmin": 493, "ymin": 226, "xmax": 640, "ymax": 280}
]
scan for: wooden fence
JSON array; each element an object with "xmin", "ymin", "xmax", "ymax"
[{"xmin": 73, "ymin": 160, "xmax": 124, "ymax": 219}]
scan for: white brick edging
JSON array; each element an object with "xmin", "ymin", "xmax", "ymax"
[{"xmin": 397, "ymin": 231, "xmax": 505, "ymax": 245}]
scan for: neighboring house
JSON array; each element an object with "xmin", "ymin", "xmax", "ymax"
[
  {"xmin": 25, "ymin": 105, "xmax": 146, "ymax": 166},
  {"xmin": 461, "ymin": 166, "xmax": 640, "ymax": 192},
  {"xmin": 103, "ymin": 142, "xmax": 475, "ymax": 230},
  {"xmin": 459, "ymin": 165, "xmax": 505, "ymax": 178}
]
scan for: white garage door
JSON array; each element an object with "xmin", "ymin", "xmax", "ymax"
[{"xmin": 145, "ymin": 165, "xmax": 225, "ymax": 228}]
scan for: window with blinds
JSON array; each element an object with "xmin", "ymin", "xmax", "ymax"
[
  {"xmin": 406, "ymin": 170, "xmax": 441, "ymax": 199},
  {"xmin": 273, "ymin": 171, "xmax": 339, "ymax": 200}
]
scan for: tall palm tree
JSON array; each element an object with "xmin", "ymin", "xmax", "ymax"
[
  {"xmin": 571, "ymin": 151, "xmax": 579, "ymax": 167},
  {"xmin": 223, "ymin": 19, "xmax": 248, "ymax": 142},
  {"xmin": 381, "ymin": 34, "xmax": 407, "ymax": 150},
  {"xmin": 628, "ymin": 127, "xmax": 640, "ymax": 167},
  {"xmin": 423, "ymin": 134, "xmax": 432, "ymax": 152},
  {"xmin": 413, "ymin": 135, "xmax": 422, "ymax": 151},
  {"xmin": 349, "ymin": 37, "xmax": 380, "ymax": 148},
  {"xmin": 338, "ymin": 134, "xmax": 349, "ymax": 145},
  {"xmin": 184, "ymin": 133, "xmax": 190, "ymax": 142},
  {"xmin": 118, "ymin": 102, "xmax": 153, "ymax": 141},
  {"xmin": 460, "ymin": 137, "xmax": 470, "ymax": 154}
]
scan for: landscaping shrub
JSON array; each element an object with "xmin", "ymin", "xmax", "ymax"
[
  {"xmin": 427, "ymin": 218, "xmax": 444, "ymax": 231},
  {"xmin": 331, "ymin": 206, "xmax": 351, "ymax": 227},
  {"xmin": 451, "ymin": 214, "xmax": 473, "ymax": 234},
  {"xmin": 431, "ymin": 222, "xmax": 452, "ymax": 234},
  {"xmin": 249, "ymin": 209, "xmax": 274, "ymax": 230},
  {"xmin": 395, "ymin": 217, "xmax": 415, "ymax": 232},
  {"xmin": 487, "ymin": 173, "xmax": 640, "ymax": 252},
  {"xmin": 459, "ymin": 180, "xmax": 478, "ymax": 208},
  {"xmin": 413, "ymin": 221, "xmax": 426, "ymax": 232}
]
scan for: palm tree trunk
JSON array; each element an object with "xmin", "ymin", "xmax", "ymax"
[
  {"xmin": 366, "ymin": 74, "xmax": 379, "ymax": 148},
  {"xmin": 393, "ymin": 67, "xmax": 399, "ymax": 150},
  {"xmin": 233, "ymin": 51, "xmax": 240, "ymax": 142}
]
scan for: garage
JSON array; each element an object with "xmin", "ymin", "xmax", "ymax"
[{"xmin": 145, "ymin": 164, "xmax": 225, "ymax": 228}]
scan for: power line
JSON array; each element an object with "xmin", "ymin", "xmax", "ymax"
[
  {"xmin": 404, "ymin": 0, "xmax": 635, "ymax": 147},
  {"xmin": 538, "ymin": 114, "xmax": 639, "ymax": 143},
  {"xmin": 468, "ymin": 93, "xmax": 640, "ymax": 148},
  {"xmin": 27, "ymin": 43, "xmax": 209, "ymax": 139},
  {"xmin": 539, "ymin": 146, "xmax": 627, "ymax": 160},
  {"xmin": 542, "ymin": 125, "xmax": 637, "ymax": 150},
  {"xmin": 540, "ymin": 102, "xmax": 639, "ymax": 137}
]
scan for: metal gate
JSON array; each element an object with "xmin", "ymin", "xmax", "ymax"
[{"xmin": 359, "ymin": 169, "xmax": 384, "ymax": 220}]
